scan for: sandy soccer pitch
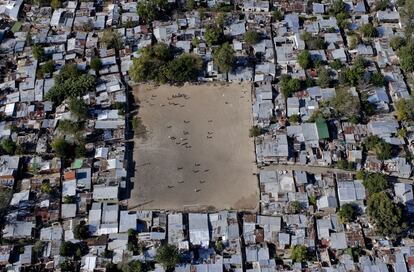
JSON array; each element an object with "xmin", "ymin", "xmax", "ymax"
[{"xmin": 129, "ymin": 82, "xmax": 259, "ymax": 211}]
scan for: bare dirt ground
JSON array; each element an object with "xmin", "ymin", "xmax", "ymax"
[{"xmin": 129, "ymin": 82, "xmax": 259, "ymax": 211}]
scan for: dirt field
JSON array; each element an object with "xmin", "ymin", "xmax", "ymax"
[{"xmin": 129, "ymin": 82, "xmax": 259, "ymax": 211}]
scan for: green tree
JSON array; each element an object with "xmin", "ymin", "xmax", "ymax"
[
  {"xmin": 136, "ymin": 0, "xmax": 168, "ymax": 22},
  {"xmin": 129, "ymin": 43, "xmax": 172, "ymax": 83},
  {"xmin": 398, "ymin": 42, "xmax": 414, "ymax": 73},
  {"xmin": 316, "ymin": 67, "xmax": 331, "ymax": 88},
  {"xmin": 360, "ymin": 23, "xmax": 378, "ymax": 38},
  {"xmin": 213, "ymin": 43, "xmax": 235, "ymax": 80},
  {"xmin": 45, "ymin": 64, "xmax": 95, "ymax": 105},
  {"xmin": 122, "ymin": 260, "xmax": 146, "ymax": 272},
  {"xmin": 395, "ymin": 99, "xmax": 414, "ymax": 121},
  {"xmin": 279, "ymin": 75, "xmax": 301, "ymax": 98},
  {"xmin": 249, "ymin": 125, "xmax": 262, "ymax": 137},
  {"xmin": 328, "ymin": 89, "xmax": 360, "ymax": 118},
  {"xmin": 244, "ymin": 30, "xmax": 260, "ymax": 46},
  {"xmin": 163, "ymin": 53, "xmax": 203, "ymax": 83},
  {"xmin": 340, "ymin": 57, "xmax": 366, "ymax": 86},
  {"xmin": 41, "ymin": 60, "xmax": 55, "ymax": 76},
  {"xmin": 216, "ymin": 13, "xmax": 226, "ymax": 28},
  {"xmin": 40, "ymin": 181, "xmax": 52, "ymax": 194},
  {"xmin": 374, "ymin": 141, "xmax": 393, "ymax": 161},
  {"xmin": 290, "ymin": 201, "xmax": 301, "ymax": 214},
  {"xmin": 330, "ymin": 59, "xmax": 343, "ymax": 70},
  {"xmin": 338, "ymin": 203, "xmax": 357, "ymax": 223},
  {"xmin": 291, "ymin": 245, "xmax": 308, "ymax": 263},
  {"xmin": 90, "ymin": 56, "xmax": 102, "ymax": 72},
  {"xmin": 370, "ymin": 72, "xmax": 385, "ymax": 86},
  {"xmin": 51, "ymin": 0, "xmax": 61, "ymax": 9},
  {"xmin": 289, "ymin": 114, "xmax": 300, "ymax": 124},
  {"xmin": 60, "ymin": 241, "xmax": 74, "ymax": 257},
  {"xmin": 0, "ymin": 138, "xmax": 16, "ymax": 155},
  {"xmin": 32, "ymin": 44, "xmax": 44, "ymax": 60},
  {"xmin": 69, "ymin": 97, "xmax": 88, "ymax": 120},
  {"xmin": 74, "ymin": 221, "xmax": 89, "ymax": 240},
  {"xmin": 155, "ymin": 244, "xmax": 180, "ymax": 270},
  {"xmin": 362, "ymin": 172, "xmax": 389, "ymax": 195},
  {"xmin": 186, "ymin": 0, "xmax": 196, "ymax": 10},
  {"xmin": 273, "ymin": 10, "xmax": 284, "ymax": 21},
  {"xmin": 51, "ymin": 137, "xmax": 70, "ymax": 158},
  {"xmin": 331, "ymin": 0, "xmax": 347, "ymax": 15},
  {"xmin": 298, "ymin": 50, "xmax": 311, "ymax": 69},
  {"xmin": 205, "ymin": 27, "xmax": 224, "ymax": 46},
  {"xmin": 367, "ymin": 192, "xmax": 407, "ymax": 236},
  {"xmin": 390, "ymin": 36, "xmax": 406, "ymax": 51},
  {"xmin": 375, "ymin": 0, "xmax": 389, "ymax": 11},
  {"xmin": 102, "ymin": 29, "xmax": 123, "ymax": 50}
]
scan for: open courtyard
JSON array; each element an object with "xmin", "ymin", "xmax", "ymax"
[{"xmin": 129, "ymin": 82, "xmax": 259, "ymax": 211}]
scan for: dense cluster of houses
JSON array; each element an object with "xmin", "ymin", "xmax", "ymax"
[{"xmin": 1, "ymin": 0, "xmax": 414, "ymax": 271}]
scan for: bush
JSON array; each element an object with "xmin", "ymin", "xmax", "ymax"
[
  {"xmin": 291, "ymin": 245, "xmax": 308, "ymax": 263},
  {"xmin": 32, "ymin": 44, "xmax": 44, "ymax": 60},
  {"xmin": 249, "ymin": 125, "xmax": 262, "ymax": 137},
  {"xmin": 398, "ymin": 42, "xmax": 414, "ymax": 73},
  {"xmin": 289, "ymin": 114, "xmax": 300, "ymax": 124},
  {"xmin": 290, "ymin": 201, "xmax": 301, "ymax": 214}
]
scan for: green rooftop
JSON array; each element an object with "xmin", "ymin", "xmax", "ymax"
[
  {"xmin": 10, "ymin": 21, "xmax": 22, "ymax": 33},
  {"xmin": 316, "ymin": 118, "xmax": 329, "ymax": 139},
  {"xmin": 71, "ymin": 158, "xmax": 83, "ymax": 169}
]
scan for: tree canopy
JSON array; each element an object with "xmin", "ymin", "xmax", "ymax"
[
  {"xmin": 69, "ymin": 97, "xmax": 88, "ymax": 120},
  {"xmin": 101, "ymin": 29, "xmax": 123, "ymax": 50},
  {"xmin": 74, "ymin": 221, "xmax": 89, "ymax": 240},
  {"xmin": 213, "ymin": 43, "xmax": 235, "ymax": 76},
  {"xmin": 279, "ymin": 75, "xmax": 301, "ymax": 99},
  {"xmin": 0, "ymin": 138, "xmax": 16, "ymax": 155},
  {"xmin": 338, "ymin": 203, "xmax": 357, "ymax": 223},
  {"xmin": 136, "ymin": 0, "xmax": 169, "ymax": 22},
  {"xmin": 362, "ymin": 172, "xmax": 389, "ymax": 195},
  {"xmin": 363, "ymin": 135, "xmax": 393, "ymax": 161},
  {"xmin": 45, "ymin": 64, "xmax": 95, "ymax": 105},
  {"xmin": 395, "ymin": 98, "xmax": 414, "ymax": 122},
  {"xmin": 291, "ymin": 245, "xmax": 308, "ymax": 263},
  {"xmin": 51, "ymin": 137, "xmax": 70, "ymax": 159},
  {"xmin": 298, "ymin": 50, "xmax": 311, "ymax": 69},
  {"xmin": 129, "ymin": 44, "xmax": 202, "ymax": 84},
  {"xmin": 244, "ymin": 30, "xmax": 260, "ymax": 46},
  {"xmin": 328, "ymin": 89, "xmax": 360, "ymax": 118},
  {"xmin": 340, "ymin": 57, "xmax": 366, "ymax": 86},
  {"xmin": 32, "ymin": 45, "xmax": 44, "ymax": 60},
  {"xmin": 398, "ymin": 42, "xmax": 414, "ymax": 73},
  {"xmin": 205, "ymin": 27, "xmax": 224, "ymax": 46},
  {"xmin": 316, "ymin": 67, "xmax": 331, "ymax": 88},
  {"xmin": 155, "ymin": 244, "xmax": 180, "ymax": 271},
  {"xmin": 90, "ymin": 56, "xmax": 102, "ymax": 72},
  {"xmin": 360, "ymin": 23, "xmax": 378, "ymax": 38},
  {"xmin": 367, "ymin": 192, "xmax": 407, "ymax": 236}
]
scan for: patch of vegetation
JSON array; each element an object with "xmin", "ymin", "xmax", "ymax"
[
  {"xmin": 130, "ymin": 43, "xmax": 203, "ymax": 84},
  {"xmin": 155, "ymin": 244, "xmax": 180, "ymax": 270},
  {"xmin": 290, "ymin": 245, "xmax": 308, "ymax": 263},
  {"xmin": 362, "ymin": 172, "xmax": 389, "ymax": 195},
  {"xmin": 363, "ymin": 135, "xmax": 393, "ymax": 161},
  {"xmin": 45, "ymin": 64, "xmax": 95, "ymax": 105},
  {"xmin": 367, "ymin": 192, "xmax": 407, "ymax": 236},
  {"xmin": 338, "ymin": 203, "xmax": 357, "ymax": 223},
  {"xmin": 249, "ymin": 125, "xmax": 262, "ymax": 137}
]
